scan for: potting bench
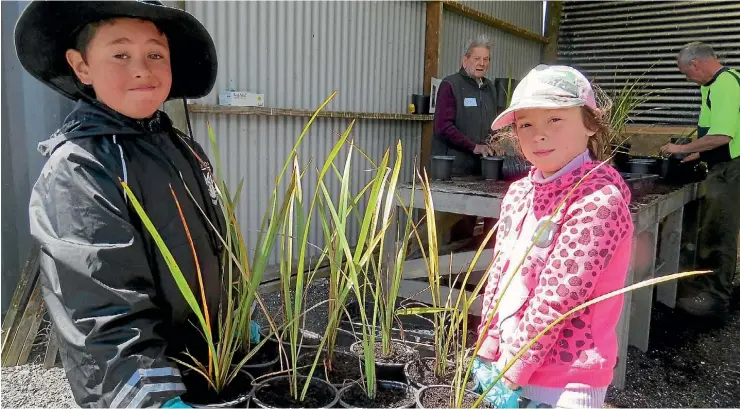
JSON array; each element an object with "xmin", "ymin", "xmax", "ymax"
[{"xmin": 394, "ymin": 175, "xmax": 706, "ymax": 390}]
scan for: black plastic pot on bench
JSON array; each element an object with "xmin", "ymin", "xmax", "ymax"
[
  {"xmin": 430, "ymin": 156, "xmax": 454, "ymax": 181},
  {"xmin": 627, "ymin": 158, "xmax": 657, "ymax": 175},
  {"xmin": 250, "ymin": 374, "xmax": 339, "ymax": 408},
  {"xmin": 350, "ymin": 340, "xmax": 420, "ymax": 383},
  {"xmin": 415, "ymin": 384, "xmax": 493, "ymax": 409},
  {"xmin": 611, "ymin": 141, "xmax": 632, "ymax": 172},
  {"xmin": 337, "ymin": 380, "xmax": 417, "ymax": 408},
  {"xmin": 481, "ymin": 156, "xmax": 504, "ymax": 180},
  {"xmin": 239, "ymin": 340, "xmax": 281, "ymax": 379},
  {"xmin": 180, "ymin": 365, "xmax": 254, "ymax": 408}
]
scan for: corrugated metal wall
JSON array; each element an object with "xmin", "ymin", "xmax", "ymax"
[
  {"xmin": 182, "ymin": 1, "xmax": 544, "ymax": 265},
  {"xmin": 440, "ymin": 2, "xmax": 544, "ymax": 84},
  {"xmin": 187, "ymin": 1, "xmax": 426, "ymax": 111},
  {"xmin": 1, "ymin": 1, "xmax": 75, "ymax": 314},
  {"xmin": 184, "ymin": 1, "xmax": 425, "ymax": 264},
  {"xmin": 558, "ymin": 1, "xmax": 740, "ymax": 126}
]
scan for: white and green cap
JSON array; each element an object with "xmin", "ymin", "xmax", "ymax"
[{"xmin": 491, "ymin": 64, "xmax": 597, "ymax": 130}]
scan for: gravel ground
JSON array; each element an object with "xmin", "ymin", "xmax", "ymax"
[
  {"xmin": 4, "ymin": 278, "xmax": 739, "ymax": 408},
  {"xmin": 604, "ymin": 294, "xmax": 740, "ymax": 408}
]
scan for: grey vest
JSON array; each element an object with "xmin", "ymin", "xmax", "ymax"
[{"xmin": 432, "ymin": 68, "xmax": 497, "ymax": 176}]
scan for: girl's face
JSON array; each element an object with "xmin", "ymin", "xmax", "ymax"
[{"xmin": 514, "ymin": 107, "xmax": 595, "ymax": 177}]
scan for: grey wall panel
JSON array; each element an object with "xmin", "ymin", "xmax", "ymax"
[
  {"xmin": 190, "ymin": 114, "xmax": 421, "ymax": 264},
  {"xmin": 186, "ymin": 1, "xmax": 426, "ymax": 113},
  {"xmin": 460, "ymin": 1, "xmax": 544, "ymax": 34},
  {"xmin": 182, "ymin": 1, "xmax": 426, "ymax": 264},
  {"xmin": 2, "ymin": 1, "xmax": 75, "ymax": 313},
  {"xmin": 440, "ymin": 10, "xmax": 543, "ymax": 83}
]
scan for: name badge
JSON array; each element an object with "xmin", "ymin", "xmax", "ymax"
[{"xmin": 464, "ymin": 97, "xmax": 477, "ymax": 107}]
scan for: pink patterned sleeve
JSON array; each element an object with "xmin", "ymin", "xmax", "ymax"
[{"xmin": 502, "ymin": 184, "xmax": 633, "ymax": 385}]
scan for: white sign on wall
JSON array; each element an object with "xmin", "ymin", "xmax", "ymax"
[{"xmin": 429, "ymin": 77, "xmax": 442, "ymax": 114}]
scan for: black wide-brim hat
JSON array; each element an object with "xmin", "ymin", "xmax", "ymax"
[{"xmin": 14, "ymin": 0, "xmax": 217, "ymax": 101}]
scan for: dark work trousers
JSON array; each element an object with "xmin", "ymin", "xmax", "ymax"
[{"xmin": 682, "ymin": 157, "xmax": 740, "ymax": 310}]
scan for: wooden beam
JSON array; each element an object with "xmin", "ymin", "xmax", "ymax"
[
  {"xmin": 43, "ymin": 328, "xmax": 59, "ymax": 369},
  {"xmin": 442, "ymin": 1, "xmax": 548, "ymax": 44},
  {"xmin": 2, "ymin": 244, "xmax": 41, "ymax": 366},
  {"xmin": 542, "ymin": 1, "xmax": 564, "ymax": 63},
  {"xmin": 187, "ymin": 104, "xmax": 433, "ymax": 122},
  {"xmin": 2, "ymin": 282, "xmax": 44, "ymax": 367},
  {"xmin": 624, "ymin": 124, "xmax": 695, "ymax": 136},
  {"xmin": 421, "ymin": 1, "xmax": 443, "ymax": 172}
]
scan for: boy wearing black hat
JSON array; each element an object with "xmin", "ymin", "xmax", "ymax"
[{"xmin": 15, "ymin": 2, "xmax": 250, "ymax": 407}]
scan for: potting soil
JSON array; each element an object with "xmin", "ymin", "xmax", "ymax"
[
  {"xmin": 419, "ymin": 386, "xmax": 493, "ymax": 409},
  {"xmin": 352, "ymin": 342, "xmax": 417, "ymax": 365},
  {"xmin": 406, "ymin": 359, "xmax": 456, "ymax": 387},
  {"xmin": 254, "ymin": 377, "xmax": 335, "ymax": 408},
  {"xmin": 297, "ymin": 351, "xmax": 363, "ymax": 386}
]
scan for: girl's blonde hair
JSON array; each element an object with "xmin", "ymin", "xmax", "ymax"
[{"xmin": 487, "ymin": 105, "xmax": 613, "ymax": 162}]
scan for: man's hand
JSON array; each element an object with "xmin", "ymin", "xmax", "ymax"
[
  {"xmin": 660, "ymin": 143, "xmax": 688, "ymax": 155},
  {"xmin": 682, "ymin": 152, "xmax": 701, "ymax": 163},
  {"xmin": 474, "ymin": 144, "xmax": 493, "ymax": 157}
]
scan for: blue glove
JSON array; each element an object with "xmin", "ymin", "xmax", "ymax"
[
  {"xmin": 471, "ymin": 356, "xmax": 522, "ymax": 408},
  {"xmin": 234, "ymin": 321, "xmax": 261, "ymax": 344},
  {"xmin": 162, "ymin": 396, "xmax": 191, "ymax": 408},
  {"xmin": 249, "ymin": 320, "xmax": 261, "ymax": 344}
]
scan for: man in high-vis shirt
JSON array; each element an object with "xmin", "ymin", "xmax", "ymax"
[{"xmin": 661, "ymin": 42, "xmax": 740, "ymax": 322}]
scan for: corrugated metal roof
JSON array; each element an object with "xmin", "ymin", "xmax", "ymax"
[{"xmin": 558, "ymin": 0, "xmax": 740, "ymax": 126}]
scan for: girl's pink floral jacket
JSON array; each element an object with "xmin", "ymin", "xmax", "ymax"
[{"xmin": 478, "ymin": 161, "xmax": 634, "ymax": 389}]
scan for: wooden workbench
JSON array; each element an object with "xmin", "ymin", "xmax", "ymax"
[{"xmin": 395, "ymin": 176, "xmax": 705, "ymax": 390}]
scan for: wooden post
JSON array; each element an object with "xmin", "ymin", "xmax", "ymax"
[
  {"xmin": 43, "ymin": 328, "xmax": 59, "ymax": 369},
  {"xmin": 2, "ymin": 244, "xmax": 41, "ymax": 366},
  {"xmin": 2, "ymin": 281, "xmax": 44, "ymax": 367},
  {"xmin": 420, "ymin": 1, "xmax": 443, "ymax": 172},
  {"xmin": 628, "ymin": 224, "xmax": 658, "ymax": 352},
  {"xmin": 542, "ymin": 1, "xmax": 564, "ymax": 64},
  {"xmin": 656, "ymin": 208, "xmax": 684, "ymax": 308},
  {"xmin": 612, "ymin": 234, "xmax": 637, "ymax": 389}
]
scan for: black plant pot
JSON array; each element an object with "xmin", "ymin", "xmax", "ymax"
[
  {"xmin": 250, "ymin": 374, "xmax": 339, "ymax": 408},
  {"xmin": 350, "ymin": 341, "xmax": 419, "ymax": 383},
  {"xmin": 431, "ymin": 156, "xmax": 454, "ymax": 181},
  {"xmin": 239, "ymin": 341, "xmax": 281, "ymax": 380},
  {"xmin": 627, "ymin": 158, "xmax": 656, "ymax": 175},
  {"xmin": 415, "ymin": 384, "xmax": 492, "ymax": 409},
  {"xmin": 403, "ymin": 357, "xmax": 456, "ymax": 390},
  {"xmin": 259, "ymin": 327, "xmax": 323, "ymax": 356},
  {"xmin": 181, "ymin": 365, "xmax": 253, "ymax": 408},
  {"xmin": 654, "ymin": 157, "xmax": 672, "ymax": 179},
  {"xmin": 611, "ymin": 142, "xmax": 632, "ymax": 172},
  {"xmin": 481, "ymin": 156, "xmax": 504, "ymax": 181},
  {"xmin": 338, "ymin": 380, "xmax": 417, "ymax": 408}
]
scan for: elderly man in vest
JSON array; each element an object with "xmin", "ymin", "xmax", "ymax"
[
  {"xmin": 430, "ymin": 35, "xmax": 497, "ymax": 245},
  {"xmin": 661, "ymin": 42, "xmax": 740, "ymax": 323}
]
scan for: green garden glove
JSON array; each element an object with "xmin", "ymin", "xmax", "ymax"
[{"xmin": 471, "ymin": 356, "xmax": 522, "ymax": 408}]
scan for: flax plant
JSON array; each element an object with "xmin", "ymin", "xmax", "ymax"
[{"xmin": 119, "ymin": 91, "xmax": 341, "ymax": 395}]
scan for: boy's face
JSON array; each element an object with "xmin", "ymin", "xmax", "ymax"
[
  {"xmin": 515, "ymin": 107, "xmax": 594, "ymax": 177},
  {"xmin": 66, "ymin": 18, "xmax": 172, "ymax": 119}
]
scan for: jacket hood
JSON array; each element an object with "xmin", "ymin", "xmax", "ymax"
[{"xmin": 38, "ymin": 99, "xmax": 173, "ymax": 157}]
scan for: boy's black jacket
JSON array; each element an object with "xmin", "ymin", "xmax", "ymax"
[{"xmin": 30, "ymin": 99, "xmax": 227, "ymax": 408}]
